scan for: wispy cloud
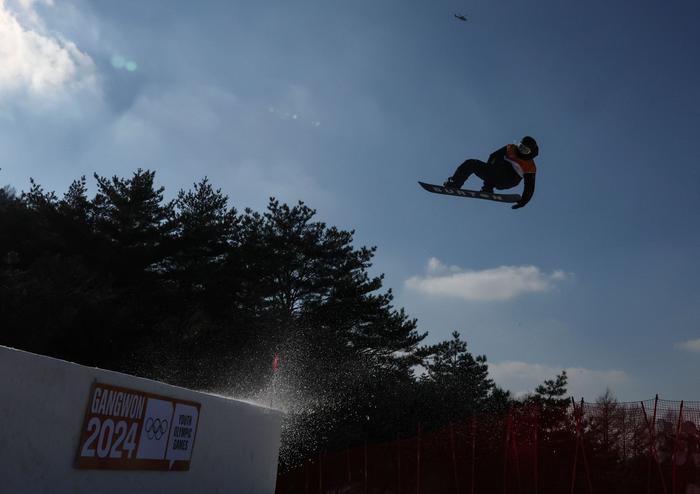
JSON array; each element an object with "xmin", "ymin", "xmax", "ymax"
[
  {"xmin": 488, "ymin": 361, "xmax": 629, "ymax": 400},
  {"xmin": 404, "ymin": 257, "xmax": 570, "ymax": 301},
  {"xmin": 676, "ymin": 338, "xmax": 700, "ymax": 353},
  {"xmin": 0, "ymin": 0, "xmax": 97, "ymax": 104}
]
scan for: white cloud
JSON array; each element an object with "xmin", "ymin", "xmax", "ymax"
[
  {"xmin": 488, "ymin": 361, "xmax": 629, "ymax": 400},
  {"xmin": 404, "ymin": 257, "xmax": 570, "ymax": 301},
  {"xmin": 224, "ymin": 158, "xmax": 332, "ymax": 213},
  {"xmin": 676, "ymin": 338, "xmax": 700, "ymax": 353},
  {"xmin": 110, "ymin": 84, "xmax": 234, "ymax": 139},
  {"xmin": 0, "ymin": 0, "xmax": 97, "ymax": 104},
  {"xmin": 83, "ymin": 82, "xmax": 332, "ymax": 212}
]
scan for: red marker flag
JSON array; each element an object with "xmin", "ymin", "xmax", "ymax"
[{"xmin": 272, "ymin": 354, "xmax": 279, "ymax": 372}]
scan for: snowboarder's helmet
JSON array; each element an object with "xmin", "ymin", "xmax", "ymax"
[{"xmin": 517, "ymin": 136, "xmax": 539, "ymax": 159}]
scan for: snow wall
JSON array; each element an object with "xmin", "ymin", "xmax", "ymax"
[{"xmin": 0, "ymin": 345, "xmax": 283, "ymax": 494}]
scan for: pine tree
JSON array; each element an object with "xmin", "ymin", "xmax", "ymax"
[
  {"xmin": 528, "ymin": 370, "xmax": 575, "ymax": 490},
  {"xmin": 416, "ymin": 331, "xmax": 494, "ymax": 428},
  {"xmin": 92, "ymin": 169, "xmax": 174, "ymax": 272},
  {"xmin": 229, "ymin": 199, "xmax": 427, "ymax": 457},
  {"xmin": 86, "ymin": 170, "xmax": 176, "ymax": 369}
]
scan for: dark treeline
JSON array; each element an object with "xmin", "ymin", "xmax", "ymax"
[{"xmin": 0, "ymin": 170, "xmax": 566, "ymax": 465}]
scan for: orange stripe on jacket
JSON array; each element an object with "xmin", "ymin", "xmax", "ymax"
[{"xmin": 504, "ymin": 144, "xmax": 537, "ymax": 177}]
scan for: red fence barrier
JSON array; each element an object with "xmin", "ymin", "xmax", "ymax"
[{"xmin": 276, "ymin": 396, "xmax": 700, "ymax": 494}]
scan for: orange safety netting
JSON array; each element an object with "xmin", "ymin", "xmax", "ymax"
[{"xmin": 276, "ymin": 397, "xmax": 700, "ymax": 494}]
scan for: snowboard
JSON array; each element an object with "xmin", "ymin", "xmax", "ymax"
[{"xmin": 418, "ymin": 181, "xmax": 521, "ymax": 203}]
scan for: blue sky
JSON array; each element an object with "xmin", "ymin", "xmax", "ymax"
[{"xmin": 2, "ymin": 0, "xmax": 699, "ymax": 401}]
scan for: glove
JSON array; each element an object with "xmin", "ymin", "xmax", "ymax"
[{"xmin": 511, "ymin": 202, "xmax": 525, "ymax": 210}]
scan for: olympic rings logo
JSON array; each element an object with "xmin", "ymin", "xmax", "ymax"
[{"xmin": 145, "ymin": 417, "xmax": 169, "ymax": 440}]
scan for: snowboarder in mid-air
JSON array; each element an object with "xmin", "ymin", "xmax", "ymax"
[{"xmin": 443, "ymin": 136, "xmax": 539, "ymax": 209}]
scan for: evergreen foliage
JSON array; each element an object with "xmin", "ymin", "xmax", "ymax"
[{"xmin": 0, "ymin": 170, "xmax": 569, "ymax": 465}]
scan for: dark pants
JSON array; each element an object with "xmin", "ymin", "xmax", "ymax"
[{"xmin": 450, "ymin": 159, "xmax": 522, "ymax": 190}]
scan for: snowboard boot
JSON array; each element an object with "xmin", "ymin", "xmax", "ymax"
[
  {"xmin": 443, "ymin": 177, "xmax": 461, "ymax": 189},
  {"xmin": 480, "ymin": 183, "xmax": 494, "ymax": 194}
]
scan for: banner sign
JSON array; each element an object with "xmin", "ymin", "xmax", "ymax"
[{"xmin": 74, "ymin": 382, "xmax": 201, "ymax": 471}]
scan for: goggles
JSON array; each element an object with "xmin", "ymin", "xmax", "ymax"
[{"xmin": 517, "ymin": 142, "xmax": 532, "ymax": 155}]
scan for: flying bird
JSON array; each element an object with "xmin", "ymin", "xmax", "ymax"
[{"xmin": 454, "ymin": 14, "xmax": 467, "ymax": 21}]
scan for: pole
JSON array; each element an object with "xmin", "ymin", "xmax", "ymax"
[
  {"xmin": 450, "ymin": 423, "xmax": 459, "ymax": 494},
  {"xmin": 641, "ymin": 401, "xmax": 653, "ymax": 494},
  {"xmin": 364, "ymin": 438, "xmax": 368, "ymax": 494},
  {"xmin": 417, "ymin": 423, "xmax": 422, "ymax": 494},
  {"xmin": 270, "ymin": 353, "xmax": 279, "ymax": 408},
  {"xmin": 570, "ymin": 398, "xmax": 579, "ymax": 494},
  {"xmin": 504, "ymin": 409, "xmax": 513, "ymax": 494},
  {"xmin": 534, "ymin": 406, "xmax": 539, "ymax": 494},
  {"xmin": 397, "ymin": 433, "xmax": 401, "ymax": 494},
  {"xmin": 622, "ymin": 406, "xmax": 627, "ymax": 463},
  {"xmin": 512, "ymin": 416, "xmax": 522, "ymax": 494},
  {"xmin": 471, "ymin": 416, "xmax": 477, "ymax": 494},
  {"xmin": 642, "ymin": 396, "xmax": 668, "ymax": 494},
  {"xmin": 672, "ymin": 401, "xmax": 684, "ymax": 494},
  {"xmin": 318, "ymin": 451, "xmax": 323, "ymax": 494},
  {"xmin": 579, "ymin": 398, "xmax": 594, "ymax": 494},
  {"xmin": 652, "ymin": 396, "xmax": 669, "ymax": 494}
]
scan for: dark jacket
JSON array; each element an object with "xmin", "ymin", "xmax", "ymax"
[{"xmin": 488, "ymin": 145, "xmax": 536, "ymax": 207}]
